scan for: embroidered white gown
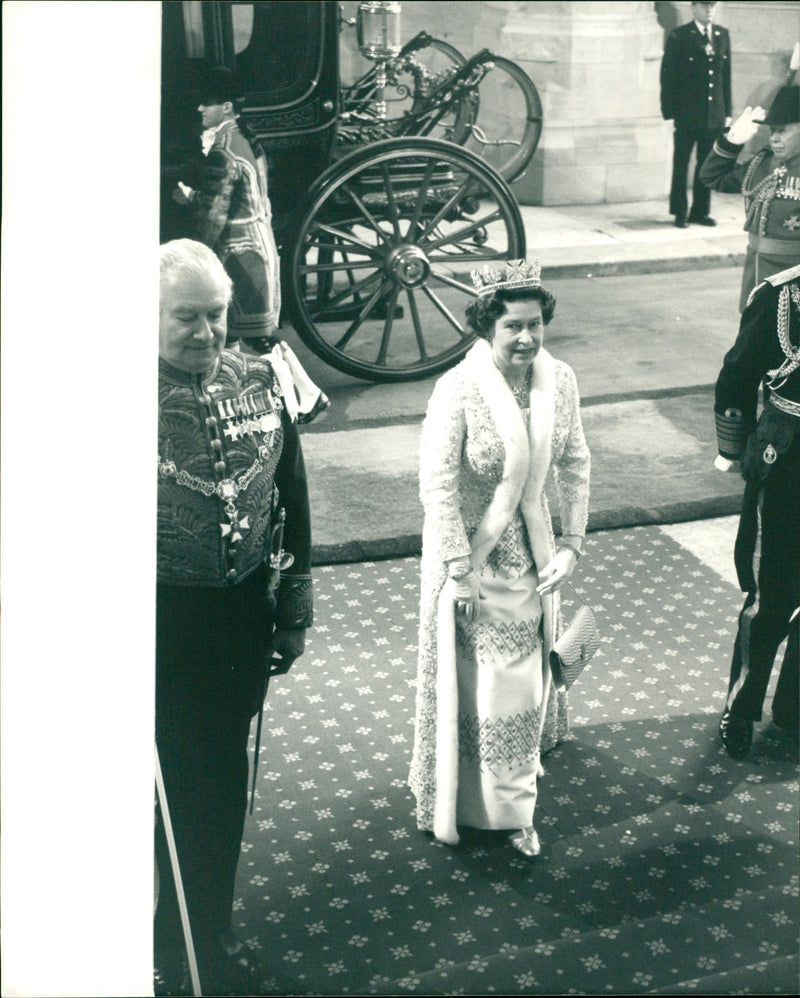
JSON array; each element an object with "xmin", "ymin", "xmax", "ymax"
[
  {"xmin": 409, "ymin": 339, "xmax": 591, "ymax": 842},
  {"xmin": 455, "ymin": 500, "xmax": 545, "ymax": 830}
]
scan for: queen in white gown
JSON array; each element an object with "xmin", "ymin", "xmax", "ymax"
[{"xmin": 408, "ymin": 260, "xmax": 591, "ymax": 855}]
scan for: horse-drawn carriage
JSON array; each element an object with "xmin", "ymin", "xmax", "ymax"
[{"xmin": 161, "ymin": 1, "xmax": 542, "ymax": 381}]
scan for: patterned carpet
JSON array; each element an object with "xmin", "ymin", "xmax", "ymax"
[{"xmin": 235, "ymin": 524, "xmax": 798, "ymax": 996}]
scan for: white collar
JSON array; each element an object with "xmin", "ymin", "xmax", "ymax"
[
  {"xmin": 201, "ymin": 118, "xmax": 237, "ymax": 155},
  {"xmin": 695, "ymin": 20, "xmax": 712, "ymax": 36},
  {"xmin": 206, "ymin": 118, "xmax": 236, "ymax": 140}
]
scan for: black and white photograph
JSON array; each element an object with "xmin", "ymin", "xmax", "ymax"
[{"xmin": 2, "ymin": 2, "xmax": 799, "ymax": 996}]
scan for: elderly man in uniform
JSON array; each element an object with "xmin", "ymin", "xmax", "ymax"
[
  {"xmin": 155, "ymin": 239, "xmax": 313, "ymax": 994},
  {"xmin": 701, "ymin": 84, "xmax": 800, "ymax": 311},
  {"xmin": 714, "ymin": 262, "xmax": 800, "ymax": 760},
  {"xmin": 660, "ymin": 1, "xmax": 732, "ymax": 228}
]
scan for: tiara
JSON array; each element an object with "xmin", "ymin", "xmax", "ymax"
[{"xmin": 470, "ymin": 258, "xmax": 542, "ymax": 297}]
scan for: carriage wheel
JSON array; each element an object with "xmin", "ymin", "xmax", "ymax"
[
  {"xmin": 288, "ymin": 137, "xmax": 526, "ymax": 383},
  {"xmin": 407, "ymin": 38, "xmax": 473, "ymax": 144},
  {"xmin": 460, "ymin": 54, "xmax": 542, "ymax": 184}
]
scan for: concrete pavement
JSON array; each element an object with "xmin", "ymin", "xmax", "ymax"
[
  {"xmin": 517, "ymin": 189, "xmax": 747, "ymax": 278},
  {"xmin": 276, "ymin": 193, "xmax": 754, "ymax": 564}
]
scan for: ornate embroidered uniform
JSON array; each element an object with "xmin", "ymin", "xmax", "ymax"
[
  {"xmin": 158, "ymin": 350, "xmax": 310, "ymax": 594},
  {"xmin": 194, "ymin": 119, "xmax": 281, "ymax": 340},
  {"xmin": 660, "ymin": 20, "xmax": 732, "ymax": 222},
  {"xmin": 714, "ymin": 264, "xmax": 799, "ymax": 734},
  {"xmin": 409, "ymin": 339, "xmax": 590, "ymax": 843},
  {"xmin": 155, "ymin": 348, "xmax": 312, "ymax": 973},
  {"xmin": 701, "ymin": 139, "xmax": 800, "ymax": 309}
]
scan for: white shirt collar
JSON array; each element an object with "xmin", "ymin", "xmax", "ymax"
[
  {"xmin": 695, "ymin": 20, "xmax": 712, "ymax": 36},
  {"xmin": 200, "ymin": 117, "xmax": 237, "ymax": 155}
]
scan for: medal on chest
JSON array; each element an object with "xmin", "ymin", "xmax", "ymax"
[
  {"xmin": 743, "ymin": 165, "xmax": 800, "ymax": 234},
  {"xmin": 212, "ymin": 388, "xmax": 281, "ymax": 443}
]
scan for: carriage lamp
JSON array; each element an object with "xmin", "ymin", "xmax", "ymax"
[
  {"xmin": 356, "ymin": 1, "xmax": 402, "ymax": 120},
  {"xmin": 356, "ymin": 2, "xmax": 402, "ymax": 61}
]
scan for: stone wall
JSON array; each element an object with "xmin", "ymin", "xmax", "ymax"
[{"xmin": 338, "ymin": 1, "xmax": 800, "ymax": 205}]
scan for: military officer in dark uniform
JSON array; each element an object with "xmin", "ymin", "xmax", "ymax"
[
  {"xmin": 701, "ymin": 85, "xmax": 800, "ymax": 311},
  {"xmin": 714, "ymin": 263, "xmax": 800, "ymax": 759},
  {"xmin": 660, "ymin": 1, "xmax": 732, "ymax": 228}
]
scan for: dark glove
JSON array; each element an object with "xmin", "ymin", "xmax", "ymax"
[{"xmin": 270, "ymin": 627, "xmax": 306, "ymax": 675}]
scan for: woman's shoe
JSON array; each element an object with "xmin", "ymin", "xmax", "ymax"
[
  {"xmin": 509, "ymin": 826, "xmax": 541, "ymax": 857},
  {"xmin": 297, "ymin": 390, "xmax": 330, "ymax": 424}
]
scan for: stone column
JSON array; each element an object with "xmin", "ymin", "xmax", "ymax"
[{"xmin": 489, "ymin": 1, "xmax": 667, "ymax": 205}]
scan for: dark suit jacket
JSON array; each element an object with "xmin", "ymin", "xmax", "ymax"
[{"xmin": 660, "ymin": 21, "xmax": 732, "ymax": 132}]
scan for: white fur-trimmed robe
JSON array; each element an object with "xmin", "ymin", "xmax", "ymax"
[{"xmin": 408, "ymin": 339, "xmax": 591, "ymax": 842}]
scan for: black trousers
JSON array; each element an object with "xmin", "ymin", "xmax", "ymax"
[
  {"xmin": 154, "ymin": 567, "xmax": 271, "ymax": 976},
  {"xmin": 727, "ymin": 448, "xmax": 800, "ymax": 730},
  {"xmin": 669, "ymin": 125, "xmax": 716, "ymax": 220}
]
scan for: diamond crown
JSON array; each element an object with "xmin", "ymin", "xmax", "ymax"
[{"xmin": 470, "ymin": 258, "xmax": 542, "ymax": 298}]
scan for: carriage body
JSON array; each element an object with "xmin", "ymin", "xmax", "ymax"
[
  {"xmin": 161, "ymin": 0, "xmax": 340, "ymax": 246},
  {"xmin": 161, "ymin": 1, "xmax": 534, "ymax": 382}
]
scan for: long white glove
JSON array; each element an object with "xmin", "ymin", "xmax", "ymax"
[
  {"xmin": 451, "ymin": 570, "xmax": 481, "ymax": 623},
  {"xmin": 536, "ymin": 549, "xmax": 577, "ymax": 596},
  {"xmin": 726, "ymin": 106, "xmax": 767, "ymax": 146}
]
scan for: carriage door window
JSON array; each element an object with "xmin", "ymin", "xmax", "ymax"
[{"xmin": 179, "ymin": 1, "xmax": 323, "ymax": 104}]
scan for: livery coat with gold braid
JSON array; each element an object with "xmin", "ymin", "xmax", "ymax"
[
  {"xmin": 157, "ymin": 348, "xmax": 312, "ymax": 626},
  {"xmin": 193, "ymin": 119, "xmax": 282, "ymax": 340}
]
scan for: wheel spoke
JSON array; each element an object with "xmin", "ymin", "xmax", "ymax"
[
  {"xmin": 408, "ymin": 158, "xmax": 438, "ymax": 234},
  {"xmin": 341, "ymin": 183, "xmax": 393, "ymax": 244},
  {"xmin": 376, "ymin": 285, "xmax": 401, "ymax": 366},
  {"xmin": 417, "ymin": 174, "xmax": 479, "ymax": 241},
  {"xmin": 427, "ymin": 270, "xmax": 479, "ymax": 296},
  {"xmin": 334, "ymin": 237, "xmax": 366, "ymax": 299},
  {"xmin": 307, "ymin": 269, "xmax": 383, "ymax": 316},
  {"xmin": 380, "ymin": 164, "xmax": 402, "ymax": 239},
  {"xmin": 300, "ymin": 258, "xmax": 378, "ymax": 275},
  {"xmin": 428, "ymin": 252, "xmax": 509, "ymax": 270},
  {"xmin": 423, "ymin": 209, "xmax": 504, "ymax": 252},
  {"xmin": 333, "ymin": 281, "xmax": 388, "ymax": 350},
  {"xmin": 405, "ymin": 289, "xmax": 428, "ymax": 361},
  {"xmin": 420, "ymin": 285, "xmax": 471, "ymax": 339},
  {"xmin": 311, "ymin": 223, "xmax": 381, "ymax": 256}
]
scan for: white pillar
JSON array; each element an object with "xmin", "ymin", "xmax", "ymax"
[{"xmin": 490, "ymin": 1, "xmax": 668, "ymax": 205}]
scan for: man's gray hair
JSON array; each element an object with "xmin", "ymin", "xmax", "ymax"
[{"xmin": 159, "ymin": 239, "xmax": 233, "ymax": 303}]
